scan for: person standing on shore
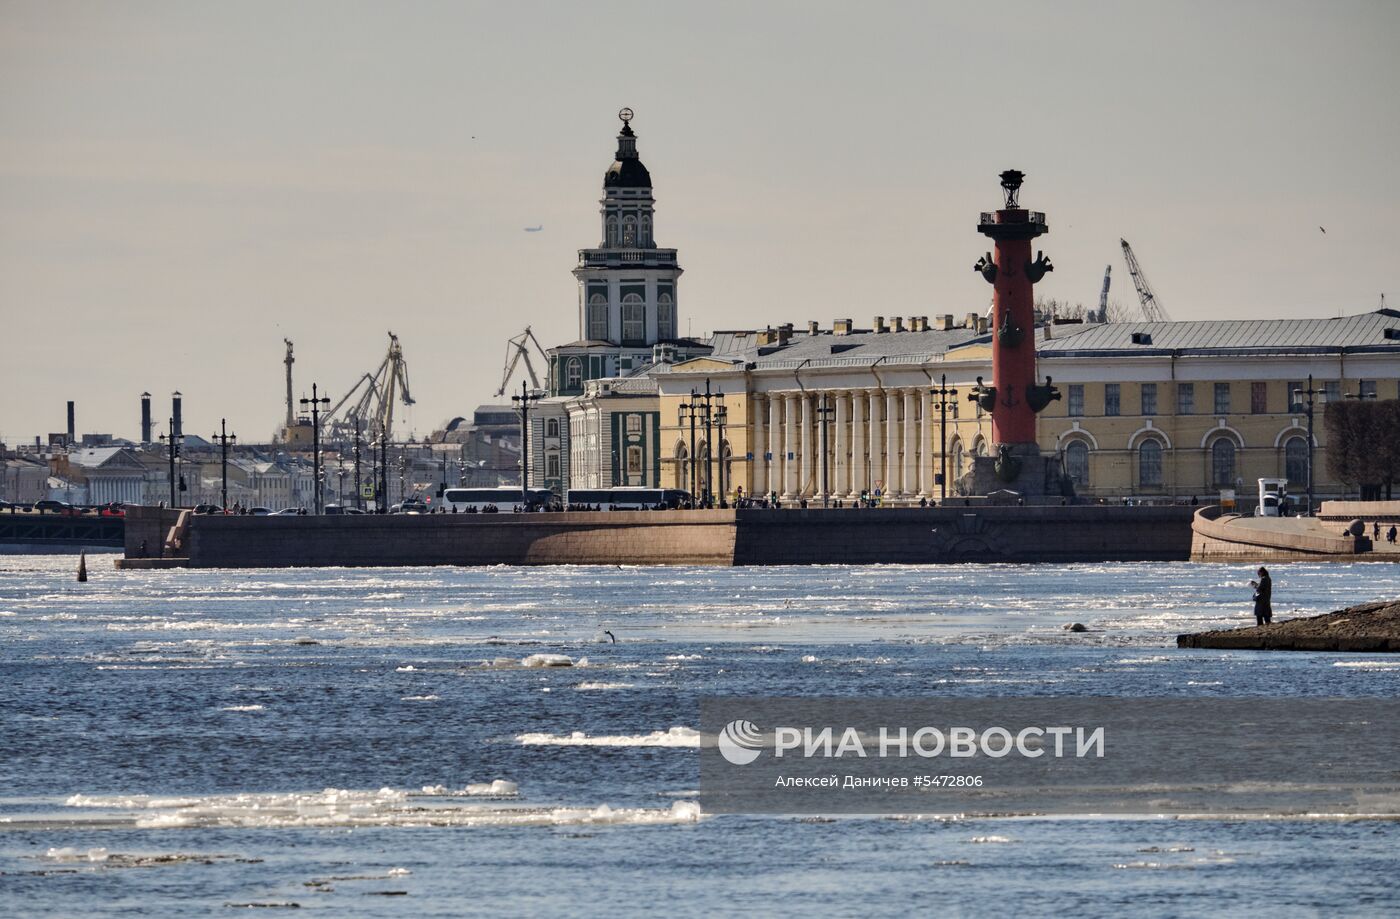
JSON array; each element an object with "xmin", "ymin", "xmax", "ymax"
[{"xmin": 1250, "ymin": 567, "xmax": 1273, "ymax": 626}]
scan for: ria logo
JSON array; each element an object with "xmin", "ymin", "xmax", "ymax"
[{"xmin": 717, "ymin": 719, "xmax": 765, "ymax": 765}]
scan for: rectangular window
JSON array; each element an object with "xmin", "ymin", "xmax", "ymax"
[
  {"xmin": 1324, "ymin": 380, "xmax": 1341, "ymax": 403},
  {"xmin": 626, "ymin": 445, "xmax": 643, "ymax": 475},
  {"xmin": 1104, "ymin": 384, "xmax": 1120, "ymax": 416},
  {"xmin": 1068, "ymin": 384, "xmax": 1084, "ymax": 417},
  {"xmin": 1287, "ymin": 381, "xmax": 1304, "ymax": 413},
  {"xmin": 625, "ymin": 414, "xmax": 642, "ymax": 434},
  {"xmin": 1177, "ymin": 383, "xmax": 1194, "ymax": 415},
  {"xmin": 1359, "ymin": 380, "xmax": 1378, "ymax": 399},
  {"xmin": 1140, "ymin": 383, "xmax": 1157, "ymax": 416},
  {"xmin": 1214, "ymin": 383, "xmax": 1231, "ymax": 415},
  {"xmin": 1251, "ymin": 382, "xmax": 1268, "ymax": 414}
]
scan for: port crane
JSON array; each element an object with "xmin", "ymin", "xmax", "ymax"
[
  {"xmin": 496, "ymin": 326, "xmax": 551, "ymax": 397},
  {"xmin": 1119, "ymin": 239, "xmax": 1171, "ymax": 322},
  {"xmin": 1097, "ymin": 265, "xmax": 1112, "ymax": 322},
  {"xmin": 322, "ymin": 332, "xmax": 415, "ymax": 442}
]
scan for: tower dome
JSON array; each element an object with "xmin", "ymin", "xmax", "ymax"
[{"xmin": 603, "ymin": 109, "xmax": 652, "ymax": 189}]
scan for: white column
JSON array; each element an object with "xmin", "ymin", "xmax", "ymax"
[
  {"xmin": 885, "ymin": 390, "xmax": 899, "ymax": 500},
  {"xmin": 834, "ymin": 391, "xmax": 848, "ymax": 498},
  {"xmin": 806, "ymin": 392, "xmax": 817, "ymax": 495},
  {"xmin": 752, "ymin": 395, "xmax": 765, "ymax": 497},
  {"xmin": 903, "ymin": 389, "xmax": 917, "ymax": 498},
  {"xmin": 850, "ymin": 391, "xmax": 865, "ymax": 497},
  {"xmin": 868, "ymin": 391, "xmax": 883, "ymax": 497},
  {"xmin": 770, "ymin": 396, "xmax": 782, "ymax": 499},
  {"xmin": 782, "ymin": 394, "xmax": 797, "ymax": 499},
  {"xmin": 918, "ymin": 388, "xmax": 931, "ymax": 498}
]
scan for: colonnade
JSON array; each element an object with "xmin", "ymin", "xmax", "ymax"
[{"xmin": 750, "ymin": 389, "xmax": 945, "ymax": 502}]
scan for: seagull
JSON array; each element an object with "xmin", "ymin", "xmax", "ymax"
[
  {"xmin": 1319, "ymin": 226, "xmax": 1326, "ymax": 234},
  {"xmin": 524, "ymin": 225, "xmax": 543, "ymax": 233}
]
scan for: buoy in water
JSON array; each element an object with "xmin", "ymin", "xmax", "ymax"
[{"xmin": 77, "ymin": 552, "xmax": 88, "ymax": 583}]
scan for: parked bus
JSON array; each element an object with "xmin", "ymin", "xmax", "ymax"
[
  {"xmin": 440, "ymin": 487, "xmax": 555, "ymax": 512},
  {"xmin": 565, "ymin": 487, "xmax": 692, "ymax": 510}
]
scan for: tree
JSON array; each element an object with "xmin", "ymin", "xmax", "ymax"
[{"xmin": 1325, "ymin": 400, "xmax": 1400, "ymax": 499}]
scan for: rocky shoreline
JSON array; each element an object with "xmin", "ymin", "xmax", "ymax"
[{"xmin": 1177, "ymin": 599, "xmax": 1400, "ymax": 652}]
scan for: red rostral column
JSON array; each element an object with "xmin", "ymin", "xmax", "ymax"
[{"xmin": 974, "ymin": 170, "xmax": 1055, "ymax": 447}]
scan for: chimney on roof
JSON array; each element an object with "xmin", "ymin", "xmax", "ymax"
[
  {"xmin": 965, "ymin": 312, "xmax": 979, "ymax": 330},
  {"xmin": 976, "ymin": 317, "xmax": 989, "ymax": 334},
  {"xmin": 777, "ymin": 323, "xmax": 794, "ymax": 345},
  {"xmin": 873, "ymin": 315, "xmax": 888, "ymax": 333},
  {"xmin": 833, "ymin": 319, "xmax": 853, "ymax": 336},
  {"xmin": 892, "ymin": 317, "xmax": 905, "ymax": 333},
  {"xmin": 936, "ymin": 315, "xmax": 954, "ymax": 331},
  {"xmin": 807, "ymin": 320, "xmax": 820, "ymax": 335},
  {"xmin": 66, "ymin": 401, "xmax": 75, "ymax": 444},
  {"xmin": 757, "ymin": 326, "xmax": 776, "ymax": 346},
  {"xmin": 911, "ymin": 316, "xmax": 927, "ymax": 332}
]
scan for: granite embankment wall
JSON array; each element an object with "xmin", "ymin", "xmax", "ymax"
[
  {"xmin": 122, "ymin": 505, "xmax": 1194, "ymax": 568},
  {"xmin": 1189, "ymin": 506, "xmax": 1367, "ymax": 562}
]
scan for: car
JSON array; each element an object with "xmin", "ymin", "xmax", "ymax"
[
  {"xmin": 247, "ymin": 507, "xmax": 273, "ymax": 516},
  {"xmin": 99, "ymin": 504, "xmax": 127, "ymax": 517},
  {"xmin": 0, "ymin": 500, "xmax": 12, "ymax": 511},
  {"xmin": 342, "ymin": 507, "xmax": 366, "ymax": 515},
  {"xmin": 33, "ymin": 499, "xmax": 73, "ymax": 514},
  {"xmin": 323, "ymin": 504, "xmax": 347, "ymax": 515},
  {"xmin": 271, "ymin": 508, "xmax": 303, "ymax": 516},
  {"xmin": 193, "ymin": 504, "xmax": 222, "ymax": 515}
]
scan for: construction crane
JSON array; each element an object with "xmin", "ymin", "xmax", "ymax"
[
  {"xmin": 1120, "ymin": 239, "xmax": 1171, "ymax": 322},
  {"xmin": 322, "ymin": 332, "xmax": 415, "ymax": 442},
  {"xmin": 495, "ymin": 326, "xmax": 551, "ymax": 397},
  {"xmin": 1097, "ymin": 265, "xmax": 1112, "ymax": 322}
]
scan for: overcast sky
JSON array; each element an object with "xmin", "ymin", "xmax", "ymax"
[{"xmin": 2, "ymin": 0, "xmax": 1397, "ymax": 444}]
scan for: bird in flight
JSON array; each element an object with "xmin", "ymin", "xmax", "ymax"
[
  {"xmin": 1319, "ymin": 226, "xmax": 1326, "ymax": 234},
  {"xmin": 524, "ymin": 225, "xmax": 543, "ymax": 233}
]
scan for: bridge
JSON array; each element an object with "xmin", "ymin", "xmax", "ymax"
[{"xmin": 0, "ymin": 512, "xmax": 124, "ymax": 552}]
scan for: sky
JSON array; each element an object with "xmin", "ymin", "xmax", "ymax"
[{"xmin": 2, "ymin": 0, "xmax": 1397, "ymax": 444}]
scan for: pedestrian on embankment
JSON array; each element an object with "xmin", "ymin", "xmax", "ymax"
[{"xmin": 1250, "ymin": 567, "xmax": 1273, "ymax": 626}]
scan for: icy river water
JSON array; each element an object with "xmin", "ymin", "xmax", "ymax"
[{"xmin": 2, "ymin": 556, "xmax": 1399, "ymax": 917}]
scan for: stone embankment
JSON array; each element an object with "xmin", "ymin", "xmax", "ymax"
[{"xmin": 1177, "ymin": 599, "xmax": 1400, "ymax": 652}]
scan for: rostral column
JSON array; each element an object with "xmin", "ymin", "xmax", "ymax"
[{"xmin": 968, "ymin": 170, "xmax": 1062, "ymax": 490}]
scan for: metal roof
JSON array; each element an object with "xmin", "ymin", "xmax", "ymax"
[
  {"xmin": 1037, "ymin": 309, "xmax": 1400, "ymax": 356},
  {"xmin": 712, "ymin": 327, "xmax": 987, "ymax": 370}
]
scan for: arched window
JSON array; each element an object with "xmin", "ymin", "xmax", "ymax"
[
  {"xmin": 720, "ymin": 440, "xmax": 733, "ymax": 497},
  {"xmin": 565, "ymin": 358, "xmax": 582, "ymax": 390},
  {"xmin": 545, "ymin": 418, "xmax": 559, "ymax": 438},
  {"xmin": 622, "ymin": 215, "xmax": 637, "ymax": 246},
  {"xmin": 1065, "ymin": 440, "xmax": 1089, "ymax": 486},
  {"xmin": 640, "ymin": 216, "xmax": 652, "ymax": 246},
  {"xmin": 621, "ymin": 293, "xmax": 645, "ymax": 345},
  {"xmin": 1284, "ymin": 436, "xmax": 1309, "ymax": 485},
  {"xmin": 587, "ymin": 294, "xmax": 608, "ymax": 341},
  {"xmin": 606, "ymin": 217, "xmax": 618, "ymax": 247},
  {"xmin": 657, "ymin": 293, "xmax": 675, "ymax": 340},
  {"xmin": 973, "ymin": 437, "xmax": 988, "ymax": 458},
  {"xmin": 1138, "ymin": 439, "xmax": 1163, "ymax": 487},
  {"xmin": 545, "ymin": 451, "xmax": 560, "ymax": 479},
  {"xmin": 1211, "ymin": 438, "xmax": 1236, "ymax": 487},
  {"xmin": 951, "ymin": 440, "xmax": 964, "ymax": 479}
]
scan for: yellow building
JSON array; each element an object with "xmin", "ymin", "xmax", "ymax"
[{"xmin": 656, "ymin": 310, "xmax": 1400, "ymax": 507}]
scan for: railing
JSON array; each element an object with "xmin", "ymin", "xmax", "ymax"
[
  {"xmin": 979, "ymin": 211, "xmax": 1047, "ymax": 226},
  {"xmin": 578, "ymin": 250, "xmax": 678, "ymax": 268}
]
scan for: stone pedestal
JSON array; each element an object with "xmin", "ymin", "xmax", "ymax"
[{"xmin": 954, "ymin": 443, "xmax": 1073, "ymax": 499}]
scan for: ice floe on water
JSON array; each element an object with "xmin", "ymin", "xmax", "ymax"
[
  {"xmin": 55, "ymin": 787, "xmax": 700, "ymax": 829},
  {"xmin": 521, "ymin": 653, "xmax": 576, "ymax": 668},
  {"xmin": 574, "ymin": 682, "xmax": 635, "ymax": 691},
  {"xmin": 220, "ymin": 705, "xmax": 265, "ymax": 712},
  {"xmin": 515, "ymin": 726, "xmax": 700, "ymax": 748},
  {"xmin": 1333, "ymin": 660, "xmax": 1400, "ymax": 670},
  {"xmin": 400, "ymin": 694, "xmax": 440, "ymax": 701}
]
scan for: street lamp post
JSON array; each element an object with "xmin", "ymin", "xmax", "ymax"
[
  {"xmin": 930, "ymin": 374, "xmax": 959, "ymax": 503},
  {"xmin": 353, "ymin": 419, "xmax": 364, "ymax": 511},
  {"xmin": 1292, "ymin": 374, "xmax": 1326, "ymax": 516},
  {"xmin": 158, "ymin": 419, "xmax": 182, "ymax": 508},
  {"xmin": 815, "ymin": 394, "xmax": 834, "ymax": 508},
  {"xmin": 299, "ymin": 384, "xmax": 330, "ymax": 514},
  {"xmin": 213, "ymin": 419, "xmax": 237, "ymax": 511},
  {"xmin": 511, "ymin": 381, "xmax": 542, "ymax": 509},
  {"xmin": 679, "ymin": 390, "xmax": 699, "ymax": 503},
  {"xmin": 714, "ymin": 401, "xmax": 730, "ymax": 507}
]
